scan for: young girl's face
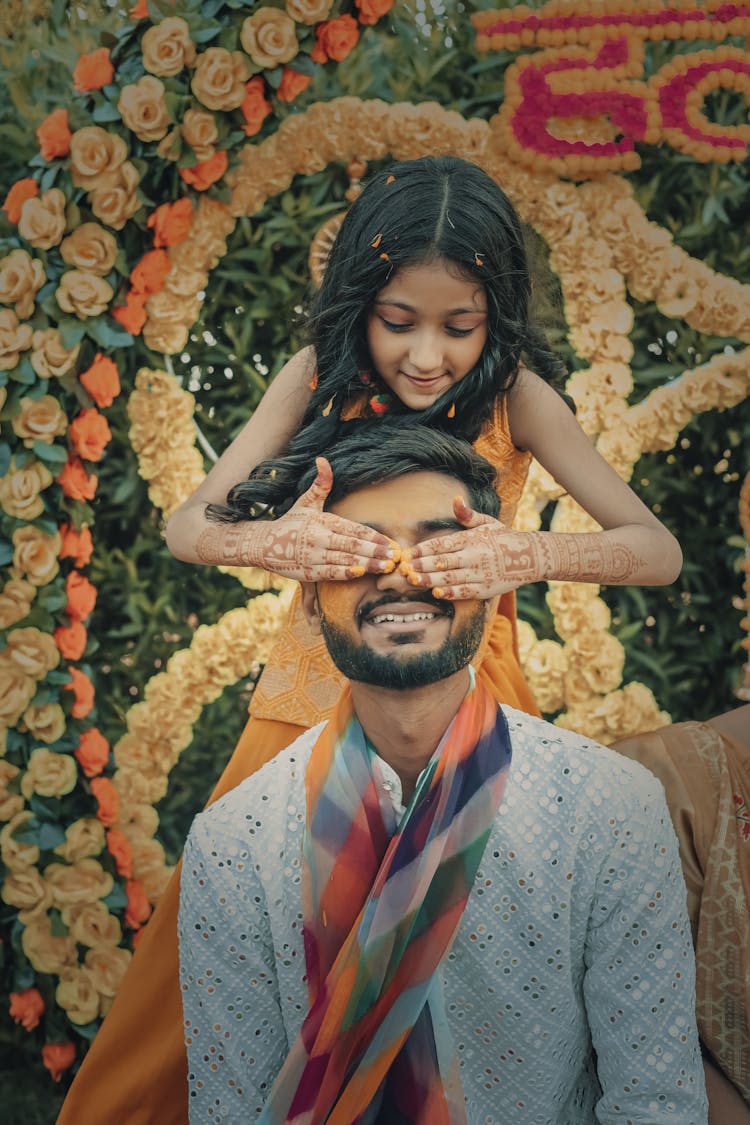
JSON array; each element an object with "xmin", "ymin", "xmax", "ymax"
[{"xmin": 366, "ymin": 259, "xmax": 488, "ymax": 411}]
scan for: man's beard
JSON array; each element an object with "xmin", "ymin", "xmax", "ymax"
[{"xmin": 318, "ymin": 608, "xmax": 486, "ymax": 690}]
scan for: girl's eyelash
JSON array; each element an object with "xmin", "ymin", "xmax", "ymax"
[{"xmin": 381, "ymin": 319, "xmax": 474, "ymax": 338}]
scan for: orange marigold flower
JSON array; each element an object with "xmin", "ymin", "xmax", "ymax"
[
  {"xmin": 75, "ymin": 727, "xmax": 110, "ymax": 778},
  {"xmin": 90, "ymin": 776, "xmax": 119, "ymax": 827},
  {"xmin": 106, "ymin": 828, "xmax": 134, "ymax": 878},
  {"xmin": 10, "ymin": 988, "xmax": 45, "ymax": 1032},
  {"xmin": 42, "ymin": 1042, "xmax": 76, "ymax": 1082},
  {"xmin": 2, "ymin": 179, "xmax": 39, "ymax": 224},
  {"xmin": 73, "ymin": 47, "xmax": 114, "ymax": 93},
  {"xmin": 130, "ymin": 248, "xmax": 171, "ymax": 296},
  {"xmin": 130, "ymin": 0, "xmax": 149, "ymax": 18},
  {"xmin": 79, "ymin": 353, "xmax": 121, "ymax": 408},
  {"xmin": 65, "ymin": 666, "xmax": 95, "ymax": 719},
  {"xmin": 147, "ymin": 198, "xmax": 193, "ymax": 248},
  {"xmin": 65, "ymin": 570, "xmax": 98, "ymax": 621},
  {"xmin": 311, "ymin": 14, "xmax": 359, "ymax": 63},
  {"xmin": 57, "ymin": 457, "xmax": 98, "ymax": 501},
  {"xmin": 240, "ymin": 77, "xmax": 272, "ymax": 136},
  {"xmin": 125, "ymin": 879, "xmax": 152, "ymax": 929},
  {"xmin": 54, "ymin": 619, "xmax": 87, "ymax": 661},
  {"xmin": 355, "ymin": 0, "xmax": 394, "ymax": 25},
  {"xmin": 179, "ymin": 149, "xmax": 228, "ymax": 191},
  {"xmin": 277, "ymin": 67, "xmax": 312, "ymax": 104},
  {"xmin": 36, "ymin": 109, "xmax": 72, "ymax": 161},
  {"xmin": 69, "ymin": 408, "xmax": 112, "ymax": 463},
  {"xmin": 111, "ymin": 290, "xmax": 147, "ymax": 335},
  {"xmin": 59, "ymin": 524, "xmax": 94, "ymax": 567}
]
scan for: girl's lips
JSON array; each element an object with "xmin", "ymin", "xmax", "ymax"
[{"xmin": 401, "ymin": 372, "xmax": 446, "ymax": 390}]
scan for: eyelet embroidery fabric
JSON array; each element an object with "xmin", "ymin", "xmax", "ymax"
[{"xmin": 178, "ymin": 708, "xmax": 708, "ymax": 1124}]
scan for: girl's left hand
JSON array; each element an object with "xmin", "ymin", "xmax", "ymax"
[{"xmin": 405, "ymin": 497, "xmax": 543, "ymax": 600}]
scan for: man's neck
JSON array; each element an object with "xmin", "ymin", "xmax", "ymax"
[{"xmin": 350, "ymin": 668, "xmax": 472, "ymax": 803}]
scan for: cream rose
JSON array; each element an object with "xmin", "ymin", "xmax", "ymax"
[
  {"xmin": 21, "ymin": 748, "xmax": 77, "ymax": 800},
  {"xmin": 118, "ymin": 75, "xmax": 170, "ymax": 143},
  {"xmin": 84, "ymin": 945, "xmax": 131, "ymax": 997},
  {"xmin": 60, "ymin": 222, "xmax": 118, "ymax": 276},
  {"xmin": 0, "ymin": 759, "xmax": 24, "ymax": 822},
  {"xmin": 22, "ymin": 917, "xmax": 77, "ymax": 973},
  {"xmin": 17, "ymin": 188, "xmax": 67, "ymax": 250},
  {"xmin": 2, "ymin": 867, "xmax": 51, "ymax": 913},
  {"xmin": 23, "ymin": 701, "xmax": 66, "ymax": 745},
  {"xmin": 0, "ymin": 249, "xmax": 45, "ymax": 320},
  {"xmin": 63, "ymin": 899, "xmax": 121, "ymax": 947},
  {"xmin": 524, "ymin": 639, "xmax": 567, "ymax": 714},
  {"xmin": 55, "ymin": 818, "xmax": 105, "ymax": 865},
  {"xmin": 0, "ymin": 308, "xmax": 33, "ymax": 370},
  {"xmin": 0, "ymin": 459, "xmax": 53, "ymax": 521},
  {"xmin": 191, "ymin": 47, "xmax": 250, "ymax": 111},
  {"xmin": 88, "ymin": 161, "xmax": 141, "ymax": 230},
  {"xmin": 564, "ymin": 630, "xmax": 625, "ymax": 696},
  {"xmin": 12, "ymin": 394, "xmax": 68, "ymax": 447},
  {"xmin": 56, "ymin": 270, "xmax": 114, "ymax": 319},
  {"xmin": 45, "ymin": 858, "xmax": 114, "ymax": 909},
  {"xmin": 181, "ymin": 108, "xmax": 218, "ymax": 161},
  {"xmin": 12, "ymin": 525, "xmax": 61, "ymax": 587},
  {"xmin": 241, "ymin": 8, "xmax": 298, "ymax": 66},
  {"xmin": 56, "ymin": 967, "xmax": 100, "ymax": 1025},
  {"xmin": 2, "ymin": 627, "xmax": 60, "ymax": 680},
  {"xmin": 30, "ymin": 327, "xmax": 81, "ymax": 378},
  {"xmin": 70, "ymin": 126, "xmax": 128, "ymax": 189},
  {"xmin": 130, "ymin": 835, "xmax": 166, "ymax": 878},
  {"xmin": 142, "ymin": 16, "xmax": 196, "ymax": 76},
  {"xmin": 0, "ymin": 667, "xmax": 36, "ymax": 727},
  {"xmin": 285, "ymin": 0, "xmax": 333, "ymax": 23},
  {"xmin": 141, "ymin": 320, "xmax": 189, "ymax": 355},
  {"xmin": 0, "ymin": 812, "xmax": 40, "ymax": 870}
]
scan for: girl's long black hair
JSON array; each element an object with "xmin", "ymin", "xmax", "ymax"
[{"xmin": 210, "ymin": 155, "xmax": 567, "ymax": 522}]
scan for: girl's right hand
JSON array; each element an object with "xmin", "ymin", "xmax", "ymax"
[{"xmin": 254, "ymin": 457, "xmax": 397, "ymax": 582}]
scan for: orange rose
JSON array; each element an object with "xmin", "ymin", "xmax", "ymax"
[
  {"xmin": 125, "ymin": 878, "xmax": 152, "ymax": 929},
  {"xmin": 130, "ymin": 248, "xmax": 171, "ymax": 296},
  {"xmin": 69, "ymin": 408, "xmax": 112, "ymax": 463},
  {"xmin": 36, "ymin": 108, "xmax": 72, "ymax": 161},
  {"xmin": 59, "ymin": 524, "xmax": 93, "ymax": 567},
  {"xmin": 2, "ymin": 179, "xmax": 39, "ymax": 224},
  {"xmin": 79, "ymin": 353, "xmax": 121, "ymax": 408},
  {"xmin": 111, "ymin": 289, "xmax": 147, "ymax": 334},
  {"xmin": 9, "ymin": 988, "xmax": 45, "ymax": 1032},
  {"xmin": 106, "ymin": 828, "xmax": 134, "ymax": 877},
  {"xmin": 90, "ymin": 777, "xmax": 119, "ymax": 827},
  {"xmin": 311, "ymin": 14, "xmax": 359, "ymax": 62},
  {"xmin": 65, "ymin": 667, "xmax": 95, "ymax": 719},
  {"xmin": 66, "ymin": 570, "xmax": 98, "ymax": 620},
  {"xmin": 54, "ymin": 620, "xmax": 87, "ymax": 661},
  {"xmin": 179, "ymin": 149, "xmax": 228, "ymax": 191},
  {"xmin": 60, "ymin": 222, "xmax": 118, "ymax": 276},
  {"xmin": 355, "ymin": 0, "xmax": 394, "ymax": 25},
  {"xmin": 147, "ymin": 198, "xmax": 193, "ymax": 248},
  {"xmin": 57, "ymin": 457, "xmax": 98, "ymax": 501},
  {"xmin": 240, "ymin": 77, "xmax": 272, "ymax": 136},
  {"xmin": 130, "ymin": 0, "xmax": 148, "ymax": 17},
  {"xmin": 75, "ymin": 728, "xmax": 110, "ymax": 778},
  {"xmin": 73, "ymin": 47, "xmax": 114, "ymax": 93},
  {"xmin": 277, "ymin": 67, "xmax": 311, "ymax": 103},
  {"xmin": 42, "ymin": 1042, "xmax": 76, "ymax": 1082}
]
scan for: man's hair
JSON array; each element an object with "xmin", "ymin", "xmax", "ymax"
[{"xmin": 218, "ymin": 421, "xmax": 500, "ymax": 522}]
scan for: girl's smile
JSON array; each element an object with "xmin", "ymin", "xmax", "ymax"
[{"xmin": 366, "ymin": 259, "xmax": 488, "ymax": 411}]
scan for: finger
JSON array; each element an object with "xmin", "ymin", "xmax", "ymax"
[
  {"xmin": 327, "ymin": 526, "xmax": 394, "ymax": 558},
  {"xmin": 453, "ymin": 495, "xmax": 495, "ymax": 529},
  {"xmin": 432, "ymin": 583, "xmax": 482, "ymax": 601},
  {"xmin": 415, "ymin": 569, "xmax": 476, "ymax": 590},
  {"xmin": 296, "ymin": 457, "xmax": 333, "ymax": 510},
  {"xmin": 409, "ymin": 534, "xmax": 465, "ymax": 562}
]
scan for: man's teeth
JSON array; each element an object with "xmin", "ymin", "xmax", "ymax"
[{"xmin": 369, "ymin": 612, "xmax": 437, "ymax": 625}]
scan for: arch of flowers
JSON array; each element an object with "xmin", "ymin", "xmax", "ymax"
[{"xmin": 0, "ymin": 0, "xmax": 748, "ymax": 1081}]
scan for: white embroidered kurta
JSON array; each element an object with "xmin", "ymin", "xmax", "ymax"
[{"xmin": 178, "ymin": 707, "xmax": 708, "ymax": 1124}]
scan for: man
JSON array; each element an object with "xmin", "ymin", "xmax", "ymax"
[{"xmin": 178, "ymin": 424, "xmax": 707, "ymax": 1123}]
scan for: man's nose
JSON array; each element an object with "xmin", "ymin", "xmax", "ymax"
[{"xmin": 374, "ymin": 557, "xmax": 414, "ymax": 593}]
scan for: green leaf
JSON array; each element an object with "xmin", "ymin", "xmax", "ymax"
[
  {"xmin": 0, "ymin": 442, "xmax": 10, "ymax": 477},
  {"xmin": 193, "ymin": 24, "xmax": 222, "ymax": 43},
  {"xmin": 86, "ymin": 315, "xmax": 134, "ymax": 349},
  {"xmin": 102, "ymin": 882, "xmax": 128, "ymax": 911},
  {"xmin": 33, "ymin": 439, "xmax": 69, "ymax": 464},
  {"xmin": 58, "ymin": 317, "xmax": 87, "ymax": 348},
  {"xmin": 286, "ymin": 54, "xmax": 316, "ymax": 77},
  {"xmin": 92, "ymin": 100, "xmax": 122, "ymax": 124}
]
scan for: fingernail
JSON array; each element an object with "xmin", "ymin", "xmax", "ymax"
[
  {"xmin": 348, "ymin": 565, "xmax": 366, "ymax": 577},
  {"xmin": 397, "ymin": 561, "xmax": 411, "ymax": 576},
  {"xmin": 433, "ymin": 587, "xmax": 446, "ymax": 599},
  {"xmin": 381, "ymin": 560, "xmax": 395, "ymax": 574},
  {"xmin": 401, "ymin": 547, "xmax": 413, "ymax": 562},
  {"xmin": 407, "ymin": 573, "xmax": 421, "ymax": 586}
]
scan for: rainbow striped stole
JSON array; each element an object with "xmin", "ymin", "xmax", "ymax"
[{"xmin": 260, "ymin": 673, "xmax": 512, "ymax": 1124}]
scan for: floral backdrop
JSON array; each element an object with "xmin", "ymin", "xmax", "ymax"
[{"xmin": 0, "ymin": 0, "xmax": 747, "ymax": 1112}]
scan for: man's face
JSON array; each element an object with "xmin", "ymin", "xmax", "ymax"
[{"xmin": 302, "ymin": 471, "xmax": 492, "ymax": 690}]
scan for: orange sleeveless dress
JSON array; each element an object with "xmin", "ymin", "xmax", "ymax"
[{"xmin": 57, "ymin": 399, "xmax": 538, "ymax": 1125}]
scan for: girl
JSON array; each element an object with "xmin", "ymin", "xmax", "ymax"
[{"xmin": 58, "ymin": 156, "xmax": 680, "ymax": 1125}]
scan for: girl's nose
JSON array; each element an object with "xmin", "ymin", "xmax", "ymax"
[{"xmin": 408, "ymin": 332, "xmax": 443, "ymax": 372}]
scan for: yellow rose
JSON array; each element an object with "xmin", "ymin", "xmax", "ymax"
[
  {"xmin": 63, "ymin": 899, "xmax": 121, "ymax": 946},
  {"xmin": 23, "ymin": 701, "xmax": 66, "ymax": 745},
  {"xmin": 0, "ymin": 811, "xmax": 40, "ymax": 870},
  {"xmin": 163, "ymin": 264, "xmax": 209, "ymax": 298},
  {"xmin": 118, "ymin": 801, "xmax": 159, "ymax": 837},
  {"xmin": 141, "ymin": 320, "xmax": 189, "ymax": 355},
  {"xmin": 0, "ymin": 760, "xmax": 24, "ymax": 822},
  {"xmin": 88, "ymin": 161, "xmax": 141, "ymax": 231},
  {"xmin": 3, "ymin": 867, "xmax": 50, "ymax": 913},
  {"xmin": 45, "ymin": 858, "xmax": 114, "ymax": 909},
  {"xmin": 130, "ymin": 835, "xmax": 166, "ymax": 878},
  {"xmin": 17, "ymin": 188, "xmax": 67, "ymax": 251},
  {"xmin": 55, "ymin": 817, "xmax": 105, "ymax": 864},
  {"xmin": 12, "ymin": 394, "xmax": 68, "ymax": 447},
  {"xmin": 56, "ymin": 269, "xmax": 113, "ymax": 319},
  {"xmin": 0, "ymin": 458, "xmax": 53, "ymax": 521},
  {"xmin": 1, "ymin": 627, "xmax": 59, "ymax": 681},
  {"xmin": 0, "ymin": 666, "xmax": 36, "ymax": 727},
  {"xmin": 12, "ymin": 525, "xmax": 61, "ymax": 587},
  {"xmin": 142, "ymin": 16, "xmax": 196, "ymax": 77},
  {"xmin": 84, "ymin": 945, "xmax": 131, "ymax": 997},
  {"xmin": 21, "ymin": 748, "xmax": 77, "ymax": 800},
  {"xmin": 118, "ymin": 75, "xmax": 170, "ymax": 142},
  {"xmin": 56, "ymin": 966, "xmax": 100, "ymax": 1025},
  {"xmin": 285, "ymin": 0, "xmax": 333, "ymax": 22},
  {"xmin": 0, "ymin": 308, "xmax": 33, "ymax": 370},
  {"xmin": 0, "ymin": 249, "xmax": 45, "ymax": 321},
  {"xmin": 241, "ymin": 7, "xmax": 298, "ymax": 67},
  {"xmin": 140, "ymin": 865, "xmax": 171, "ymax": 901},
  {"xmin": 564, "ymin": 667, "xmax": 595, "ymax": 707},
  {"xmin": 114, "ymin": 766, "xmax": 168, "ymax": 805},
  {"xmin": 70, "ymin": 126, "xmax": 128, "ymax": 189},
  {"xmin": 30, "ymin": 327, "xmax": 81, "ymax": 378},
  {"xmin": 546, "ymin": 583, "xmax": 611, "ymax": 642},
  {"xmin": 60, "ymin": 222, "xmax": 118, "ymax": 276},
  {"xmin": 22, "ymin": 916, "xmax": 77, "ymax": 973},
  {"xmin": 181, "ymin": 108, "xmax": 218, "ymax": 161},
  {"xmin": 564, "ymin": 630, "xmax": 625, "ymax": 696},
  {"xmin": 191, "ymin": 47, "xmax": 250, "ymax": 111},
  {"xmin": 155, "ymin": 127, "xmax": 181, "ymax": 162},
  {"xmin": 0, "ymin": 726, "xmax": 6, "ymax": 757},
  {"xmin": 523, "ymin": 639, "xmax": 567, "ymax": 714}
]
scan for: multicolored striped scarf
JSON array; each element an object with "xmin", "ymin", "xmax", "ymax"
[{"xmin": 260, "ymin": 670, "xmax": 512, "ymax": 1124}]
